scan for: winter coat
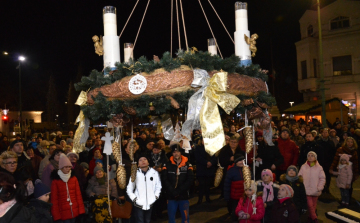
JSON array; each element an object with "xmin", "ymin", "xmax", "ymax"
[
  {"xmin": 161, "ymin": 155, "xmax": 194, "ymax": 200},
  {"xmin": 16, "ymin": 152, "xmax": 35, "ymax": 181},
  {"xmin": 30, "ymin": 155, "xmax": 42, "ymax": 179},
  {"xmin": 256, "ymin": 181, "xmax": 279, "ymax": 209},
  {"xmin": 38, "ymin": 155, "xmax": 50, "ymax": 179},
  {"xmin": 333, "ymin": 163, "xmax": 353, "ymax": 189},
  {"xmin": 27, "ymin": 198, "xmax": 53, "ymax": 223},
  {"xmin": 194, "ymin": 145, "xmax": 217, "ymax": 177},
  {"xmin": 72, "ymin": 163, "xmax": 87, "ymax": 194},
  {"xmin": 235, "ymin": 196, "xmax": 265, "ymax": 223},
  {"xmin": 224, "ymin": 165, "xmax": 244, "ymax": 201},
  {"xmin": 279, "ymin": 174, "xmax": 307, "ymax": 210},
  {"xmin": 298, "ymin": 161, "xmax": 326, "ymax": 196},
  {"xmin": 50, "ymin": 170, "xmax": 85, "ymax": 221},
  {"xmin": 270, "ymin": 198, "xmax": 299, "ymax": 223},
  {"xmin": 276, "ymin": 138, "xmax": 299, "ymax": 171},
  {"xmin": 86, "ymin": 175, "xmax": 118, "ymax": 198},
  {"xmin": 317, "ymin": 137, "xmax": 337, "ymax": 171},
  {"xmin": 298, "ymin": 141, "xmax": 325, "ymax": 167},
  {"xmin": 291, "ymin": 135, "xmax": 305, "ymax": 148},
  {"xmin": 41, "ymin": 162, "xmax": 56, "ymax": 189},
  {"xmin": 126, "ymin": 167, "xmax": 162, "ymax": 210},
  {"xmin": 256, "ymin": 142, "xmax": 284, "ymax": 174},
  {"xmin": 219, "ymin": 145, "xmax": 245, "ymax": 170},
  {"xmin": 0, "ymin": 202, "xmax": 37, "ymax": 223},
  {"xmin": 330, "ymin": 147, "xmax": 359, "ymax": 181},
  {"xmin": 147, "ymin": 150, "xmax": 169, "ymax": 169}
]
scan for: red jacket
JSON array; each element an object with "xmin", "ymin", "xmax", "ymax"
[
  {"xmin": 50, "ymin": 170, "xmax": 85, "ymax": 221},
  {"xmin": 235, "ymin": 196, "xmax": 265, "ymax": 223},
  {"xmin": 276, "ymin": 138, "xmax": 299, "ymax": 171}
]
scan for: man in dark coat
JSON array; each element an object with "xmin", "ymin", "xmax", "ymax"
[
  {"xmin": 162, "ymin": 144, "xmax": 194, "ymax": 223},
  {"xmin": 136, "ymin": 132, "xmax": 148, "ymax": 151},
  {"xmin": 298, "ymin": 132, "xmax": 324, "ymax": 166},
  {"xmin": 10, "ymin": 140, "xmax": 36, "ymax": 182},
  {"xmin": 317, "ymin": 128, "xmax": 336, "ymax": 193},
  {"xmin": 270, "ymin": 184, "xmax": 299, "ymax": 223},
  {"xmin": 218, "ymin": 135, "xmax": 245, "ymax": 198}
]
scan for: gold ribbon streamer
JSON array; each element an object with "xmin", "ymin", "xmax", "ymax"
[
  {"xmin": 200, "ymin": 71, "xmax": 240, "ymax": 156},
  {"xmin": 73, "ymin": 91, "xmax": 90, "ymax": 154}
]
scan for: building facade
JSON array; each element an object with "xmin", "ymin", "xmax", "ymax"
[{"xmin": 295, "ymin": 0, "xmax": 360, "ymax": 120}]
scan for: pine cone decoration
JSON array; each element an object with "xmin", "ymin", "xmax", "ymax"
[
  {"xmin": 128, "ymin": 140, "xmax": 136, "ymax": 162},
  {"xmin": 244, "ymin": 127, "xmax": 253, "ymax": 154},
  {"xmin": 112, "ymin": 142, "xmax": 121, "ymax": 164},
  {"xmin": 123, "ymin": 106, "xmax": 137, "ymax": 115},
  {"xmin": 243, "ymin": 165, "xmax": 251, "ymax": 189},
  {"xmin": 116, "ymin": 165, "xmax": 127, "ymax": 189},
  {"xmin": 131, "ymin": 163, "xmax": 137, "ymax": 182},
  {"xmin": 214, "ymin": 166, "xmax": 224, "ymax": 187}
]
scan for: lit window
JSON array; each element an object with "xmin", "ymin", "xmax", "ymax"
[
  {"xmin": 333, "ymin": 55, "xmax": 352, "ymax": 76},
  {"xmin": 330, "ymin": 16, "xmax": 350, "ymax": 30},
  {"xmin": 307, "ymin": 25, "xmax": 313, "ymax": 37}
]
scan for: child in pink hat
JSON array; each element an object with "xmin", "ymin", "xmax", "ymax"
[{"xmin": 333, "ymin": 154, "xmax": 353, "ymax": 208}]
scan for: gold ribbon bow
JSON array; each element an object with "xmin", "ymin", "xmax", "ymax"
[
  {"xmin": 200, "ymin": 71, "xmax": 240, "ymax": 156},
  {"xmin": 73, "ymin": 91, "xmax": 90, "ymax": 154}
]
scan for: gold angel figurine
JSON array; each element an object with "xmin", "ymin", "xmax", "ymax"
[
  {"xmin": 92, "ymin": 35, "xmax": 103, "ymax": 56},
  {"xmin": 244, "ymin": 33, "xmax": 259, "ymax": 57}
]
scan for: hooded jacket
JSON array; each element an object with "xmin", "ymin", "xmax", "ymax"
[
  {"xmin": 298, "ymin": 161, "xmax": 326, "ymax": 196},
  {"xmin": 276, "ymin": 138, "xmax": 299, "ymax": 171},
  {"xmin": 50, "ymin": 169, "xmax": 85, "ymax": 221},
  {"xmin": 333, "ymin": 162, "xmax": 353, "ymax": 189},
  {"xmin": 161, "ymin": 155, "xmax": 194, "ymax": 200},
  {"xmin": 330, "ymin": 146, "xmax": 359, "ymax": 181},
  {"xmin": 126, "ymin": 167, "xmax": 162, "ymax": 210}
]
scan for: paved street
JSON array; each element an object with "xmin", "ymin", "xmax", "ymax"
[{"xmin": 157, "ymin": 176, "xmax": 360, "ymax": 223}]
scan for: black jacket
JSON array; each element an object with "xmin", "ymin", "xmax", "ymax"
[
  {"xmin": 218, "ymin": 145, "xmax": 245, "ymax": 169},
  {"xmin": 0, "ymin": 202, "xmax": 37, "ymax": 223},
  {"xmin": 298, "ymin": 141, "xmax": 324, "ymax": 166},
  {"xmin": 16, "ymin": 152, "xmax": 36, "ymax": 181},
  {"xmin": 270, "ymin": 198, "xmax": 299, "ymax": 223},
  {"xmin": 256, "ymin": 142, "xmax": 284, "ymax": 177},
  {"xmin": 27, "ymin": 198, "xmax": 53, "ymax": 223},
  {"xmin": 279, "ymin": 174, "xmax": 307, "ymax": 211},
  {"xmin": 316, "ymin": 136, "xmax": 336, "ymax": 170},
  {"xmin": 147, "ymin": 150, "xmax": 169, "ymax": 168},
  {"xmin": 161, "ymin": 155, "xmax": 194, "ymax": 200},
  {"xmin": 194, "ymin": 145, "xmax": 217, "ymax": 177}
]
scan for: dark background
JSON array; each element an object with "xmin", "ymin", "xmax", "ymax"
[{"xmin": 0, "ymin": 0, "xmax": 336, "ymax": 124}]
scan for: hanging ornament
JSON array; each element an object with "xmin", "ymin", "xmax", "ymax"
[
  {"xmin": 244, "ymin": 126, "xmax": 253, "ymax": 154},
  {"xmin": 109, "ymin": 113, "xmax": 130, "ymax": 128},
  {"xmin": 116, "ymin": 165, "xmax": 127, "ymax": 189},
  {"xmin": 214, "ymin": 164, "xmax": 224, "ymax": 188},
  {"xmin": 156, "ymin": 120, "xmax": 162, "ymax": 134},
  {"xmin": 122, "ymin": 106, "xmax": 137, "ymax": 116},
  {"xmin": 162, "ymin": 118, "xmax": 175, "ymax": 141},
  {"xmin": 131, "ymin": 163, "xmax": 137, "ymax": 182},
  {"xmin": 128, "ymin": 140, "xmax": 136, "ymax": 162},
  {"xmin": 243, "ymin": 164, "xmax": 251, "ymax": 189},
  {"xmin": 171, "ymin": 123, "xmax": 182, "ymax": 143},
  {"xmin": 112, "ymin": 141, "xmax": 121, "ymax": 163},
  {"xmin": 128, "ymin": 74, "xmax": 147, "ymax": 95},
  {"xmin": 73, "ymin": 91, "xmax": 90, "ymax": 154},
  {"xmin": 101, "ymin": 132, "xmax": 114, "ymax": 155}
]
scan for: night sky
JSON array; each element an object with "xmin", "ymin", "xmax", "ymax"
[{"xmin": 0, "ymin": 0, "xmax": 336, "ymax": 121}]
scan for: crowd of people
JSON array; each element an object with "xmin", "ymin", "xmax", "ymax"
[{"xmin": 0, "ymin": 118, "xmax": 359, "ymax": 223}]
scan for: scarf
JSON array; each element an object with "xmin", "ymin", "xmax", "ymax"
[
  {"xmin": 285, "ymin": 175, "xmax": 299, "ymax": 183},
  {"xmin": 57, "ymin": 170, "xmax": 73, "ymax": 216},
  {"xmin": 338, "ymin": 163, "xmax": 350, "ymax": 170},
  {"xmin": 151, "ymin": 151, "xmax": 162, "ymax": 166},
  {"xmin": 97, "ymin": 175, "xmax": 106, "ymax": 185},
  {"xmin": 278, "ymin": 197, "xmax": 291, "ymax": 204},
  {"xmin": 50, "ymin": 159, "xmax": 59, "ymax": 169},
  {"xmin": 0, "ymin": 199, "xmax": 16, "ymax": 217},
  {"xmin": 307, "ymin": 161, "xmax": 315, "ymax": 167},
  {"xmin": 262, "ymin": 181, "xmax": 274, "ymax": 202}
]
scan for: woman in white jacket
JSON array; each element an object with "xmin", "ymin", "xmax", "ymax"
[{"xmin": 127, "ymin": 154, "xmax": 162, "ymax": 223}]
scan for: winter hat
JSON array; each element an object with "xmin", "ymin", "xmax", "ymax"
[
  {"xmin": 234, "ymin": 154, "xmax": 245, "ymax": 164},
  {"xmin": 287, "ymin": 165, "xmax": 299, "ymax": 176},
  {"xmin": 59, "ymin": 153, "xmax": 72, "ymax": 169},
  {"xmin": 80, "ymin": 162, "xmax": 89, "ymax": 170},
  {"xmin": 311, "ymin": 130, "xmax": 318, "ymax": 135},
  {"xmin": 339, "ymin": 154, "xmax": 352, "ymax": 163},
  {"xmin": 281, "ymin": 128, "xmax": 290, "ymax": 135},
  {"xmin": 40, "ymin": 140, "xmax": 50, "ymax": 148},
  {"xmin": 261, "ymin": 169, "xmax": 273, "ymax": 181},
  {"xmin": 95, "ymin": 159, "xmax": 103, "ymax": 166},
  {"xmin": 34, "ymin": 179, "xmax": 51, "ymax": 199},
  {"xmin": 170, "ymin": 143, "xmax": 181, "ymax": 153},
  {"xmin": 137, "ymin": 153, "xmax": 149, "ymax": 163},
  {"xmin": 67, "ymin": 152, "xmax": 79, "ymax": 160},
  {"xmin": 307, "ymin": 151, "xmax": 317, "ymax": 160},
  {"xmin": 280, "ymin": 184, "xmax": 294, "ymax": 198},
  {"xmin": 329, "ymin": 129, "xmax": 336, "ymax": 134},
  {"xmin": 10, "ymin": 140, "xmax": 23, "ymax": 149},
  {"xmin": 94, "ymin": 165, "xmax": 104, "ymax": 174}
]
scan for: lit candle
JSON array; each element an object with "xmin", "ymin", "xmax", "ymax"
[
  {"xmin": 208, "ymin": 38, "xmax": 217, "ymax": 56},
  {"xmin": 234, "ymin": 2, "xmax": 251, "ymax": 66},
  {"xmin": 124, "ymin": 43, "xmax": 134, "ymax": 63},
  {"xmin": 103, "ymin": 6, "xmax": 120, "ymax": 72}
]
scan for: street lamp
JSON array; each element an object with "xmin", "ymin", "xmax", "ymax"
[
  {"xmin": 18, "ymin": 56, "xmax": 25, "ymax": 137},
  {"xmin": 3, "ymin": 51, "xmax": 8, "ymax": 55}
]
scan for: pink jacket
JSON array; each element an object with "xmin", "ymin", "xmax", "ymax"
[
  {"xmin": 235, "ymin": 196, "xmax": 265, "ymax": 223},
  {"xmin": 334, "ymin": 163, "xmax": 353, "ymax": 189},
  {"xmin": 298, "ymin": 161, "xmax": 326, "ymax": 196}
]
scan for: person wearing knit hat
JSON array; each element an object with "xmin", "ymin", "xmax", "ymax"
[
  {"xmin": 50, "ymin": 153, "xmax": 85, "ymax": 222},
  {"xmin": 89, "ymin": 148, "xmax": 103, "ymax": 176},
  {"xmin": 333, "ymin": 154, "xmax": 353, "ymax": 208},
  {"xmin": 235, "ymin": 180, "xmax": 265, "ymax": 221},
  {"xmin": 27, "ymin": 179, "xmax": 53, "ymax": 223},
  {"xmin": 270, "ymin": 184, "xmax": 299, "ymax": 222},
  {"xmin": 257, "ymin": 169, "xmax": 279, "ymax": 222},
  {"xmin": 298, "ymin": 150, "xmax": 325, "ymax": 222},
  {"xmin": 281, "ymin": 128, "xmax": 290, "ymax": 135}
]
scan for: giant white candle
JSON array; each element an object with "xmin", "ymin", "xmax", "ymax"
[
  {"xmin": 208, "ymin": 38, "xmax": 217, "ymax": 56},
  {"xmin": 235, "ymin": 9, "xmax": 248, "ymax": 31},
  {"xmin": 103, "ymin": 6, "xmax": 120, "ymax": 71},
  {"xmin": 124, "ymin": 43, "xmax": 134, "ymax": 63},
  {"xmin": 234, "ymin": 2, "xmax": 251, "ymax": 65},
  {"xmin": 104, "ymin": 13, "xmax": 117, "ymax": 36}
]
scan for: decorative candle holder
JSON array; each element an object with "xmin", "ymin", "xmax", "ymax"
[
  {"xmin": 103, "ymin": 6, "xmax": 120, "ymax": 75},
  {"xmin": 124, "ymin": 43, "xmax": 134, "ymax": 64},
  {"xmin": 234, "ymin": 2, "xmax": 251, "ymax": 67},
  {"xmin": 208, "ymin": 38, "xmax": 217, "ymax": 56}
]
